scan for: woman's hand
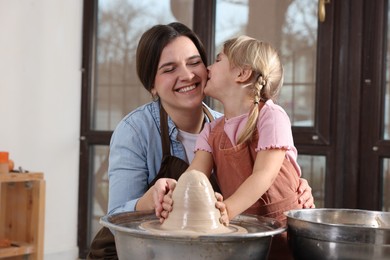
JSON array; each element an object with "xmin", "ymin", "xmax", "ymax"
[
  {"xmin": 214, "ymin": 192, "xmax": 229, "ymax": 226},
  {"xmin": 297, "ymin": 178, "xmax": 315, "ymax": 208},
  {"xmin": 158, "ymin": 188, "xmax": 175, "ymax": 223},
  {"xmin": 152, "ymin": 178, "xmax": 176, "ymax": 222}
]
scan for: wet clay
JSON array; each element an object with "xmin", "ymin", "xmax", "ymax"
[{"xmin": 141, "ymin": 170, "xmax": 247, "ymax": 235}]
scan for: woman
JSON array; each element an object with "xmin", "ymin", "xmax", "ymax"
[
  {"xmin": 88, "ymin": 22, "xmax": 314, "ymax": 259},
  {"xmin": 108, "ymin": 22, "xmax": 221, "ymax": 214}
]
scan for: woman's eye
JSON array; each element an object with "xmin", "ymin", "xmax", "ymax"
[
  {"xmin": 163, "ymin": 67, "xmax": 175, "ymax": 73},
  {"xmin": 188, "ymin": 60, "xmax": 201, "ymax": 66}
]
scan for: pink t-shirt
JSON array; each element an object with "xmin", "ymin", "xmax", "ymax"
[{"xmin": 195, "ymin": 99, "xmax": 301, "ymax": 176}]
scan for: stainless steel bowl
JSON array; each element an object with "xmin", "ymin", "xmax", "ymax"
[
  {"xmin": 100, "ymin": 211, "xmax": 286, "ymax": 260},
  {"xmin": 285, "ymin": 208, "xmax": 390, "ymax": 260}
]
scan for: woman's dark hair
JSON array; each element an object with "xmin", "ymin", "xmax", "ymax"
[{"xmin": 136, "ymin": 22, "xmax": 207, "ymax": 92}]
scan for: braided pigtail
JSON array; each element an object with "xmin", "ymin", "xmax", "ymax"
[{"xmin": 237, "ymin": 75, "xmax": 264, "ymax": 145}]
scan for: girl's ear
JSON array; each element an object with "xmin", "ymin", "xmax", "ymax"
[{"xmin": 235, "ymin": 68, "xmax": 253, "ymax": 83}]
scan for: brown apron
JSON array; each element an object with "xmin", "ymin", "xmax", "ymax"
[
  {"xmin": 150, "ymin": 105, "xmax": 220, "ymax": 191},
  {"xmin": 208, "ymin": 103, "xmax": 302, "ymax": 260},
  {"xmin": 87, "ymin": 105, "xmax": 219, "ymax": 259}
]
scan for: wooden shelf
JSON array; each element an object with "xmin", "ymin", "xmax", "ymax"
[
  {"xmin": 0, "ymin": 241, "xmax": 34, "ymax": 258},
  {"xmin": 0, "ymin": 172, "xmax": 44, "ymax": 182},
  {"xmin": 0, "ymin": 172, "xmax": 45, "ymax": 259}
]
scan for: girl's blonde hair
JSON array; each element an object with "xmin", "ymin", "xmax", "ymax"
[{"xmin": 223, "ymin": 35, "xmax": 284, "ymax": 144}]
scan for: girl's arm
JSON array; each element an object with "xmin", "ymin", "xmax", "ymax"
[
  {"xmin": 222, "ymin": 149, "xmax": 286, "ymax": 221},
  {"xmin": 187, "ymin": 150, "xmax": 214, "ymax": 178}
]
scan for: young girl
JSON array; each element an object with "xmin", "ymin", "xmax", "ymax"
[{"xmin": 158, "ymin": 35, "xmax": 308, "ymax": 259}]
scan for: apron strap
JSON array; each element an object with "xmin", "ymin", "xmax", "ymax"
[{"xmin": 159, "ymin": 104, "xmax": 171, "ymax": 157}]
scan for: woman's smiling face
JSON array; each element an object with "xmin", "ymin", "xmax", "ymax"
[{"xmin": 153, "ymin": 36, "xmax": 208, "ymax": 112}]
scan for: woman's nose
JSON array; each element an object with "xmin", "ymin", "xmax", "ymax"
[{"xmin": 179, "ymin": 67, "xmax": 195, "ymax": 81}]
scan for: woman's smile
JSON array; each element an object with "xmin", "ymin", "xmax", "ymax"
[{"xmin": 176, "ymin": 84, "xmax": 198, "ymax": 93}]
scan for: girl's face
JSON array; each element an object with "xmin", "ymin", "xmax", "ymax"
[
  {"xmin": 153, "ymin": 36, "xmax": 207, "ymax": 112},
  {"xmin": 204, "ymin": 51, "xmax": 237, "ymax": 101}
]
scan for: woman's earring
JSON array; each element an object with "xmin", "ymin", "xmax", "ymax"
[{"xmin": 151, "ymin": 92, "xmax": 159, "ymax": 101}]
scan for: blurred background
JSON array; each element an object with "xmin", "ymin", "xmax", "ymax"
[{"xmin": 1, "ymin": 0, "xmax": 389, "ymax": 259}]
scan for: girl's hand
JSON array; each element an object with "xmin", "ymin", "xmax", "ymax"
[
  {"xmin": 214, "ymin": 192, "xmax": 229, "ymax": 226},
  {"xmin": 298, "ymin": 178, "xmax": 315, "ymax": 208},
  {"xmin": 152, "ymin": 178, "xmax": 177, "ymax": 221}
]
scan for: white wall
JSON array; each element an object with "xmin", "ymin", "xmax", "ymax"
[{"xmin": 0, "ymin": 0, "xmax": 83, "ymax": 259}]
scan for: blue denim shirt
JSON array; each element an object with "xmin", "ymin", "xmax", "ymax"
[{"xmin": 108, "ymin": 100, "xmax": 222, "ymax": 215}]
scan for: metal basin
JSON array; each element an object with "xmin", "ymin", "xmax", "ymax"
[
  {"xmin": 100, "ymin": 211, "xmax": 286, "ymax": 260},
  {"xmin": 285, "ymin": 208, "xmax": 390, "ymax": 260}
]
